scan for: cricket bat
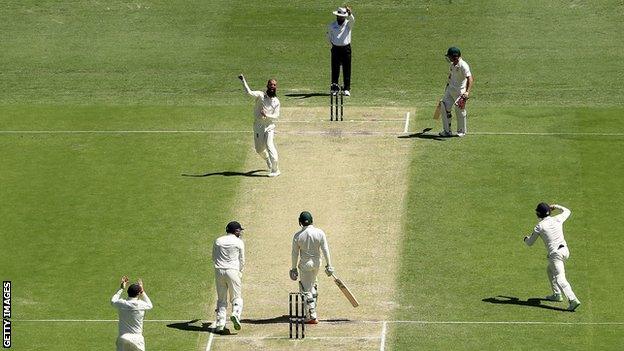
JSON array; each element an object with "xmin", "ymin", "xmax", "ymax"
[
  {"xmin": 331, "ymin": 273, "xmax": 359, "ymax": 307},
  {"xmin": 433, "ymin": 100, "xmax": 442, "ymax": 120}
]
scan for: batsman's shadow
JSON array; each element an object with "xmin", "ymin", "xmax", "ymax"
[
  {"xmin": 398, "ymin": 128, "xmax": 448, "ymax": 141},
  {"xmin": 181, "ymin": 169, "xmax": 266, "ymax": 178},
  {"xmin": 166, "ymin": 319, "xmax": 228, "ymax": 334},
  {"xmin": 482, "ymin": 295, "xmax": 569, "ymax": 312}
]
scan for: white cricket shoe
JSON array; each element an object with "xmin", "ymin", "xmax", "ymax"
[
  {"xmin": 343, "ymin": 90, "xmax": 350, "ymax": 96},
  {"xmin": 230, "ymin": 315, "xmax": 241, "ymax": 330},
  {"xmin": 457, "ymin": 132, "xmax": 466, "ymax": 137},
  {"xmin": 545, "ymin": 293, "xmax": 563, "ymax": 302},
  {"xmin": 215, "ymin": 325, "xmax": 225, "ymax": 333},
  {"xmin": 268, "ymin": 170, "xmax": 281, "ymax": 177},
  {"xmin": 568, "ymin": 299, "xmax": 581, "ymax": 311}
]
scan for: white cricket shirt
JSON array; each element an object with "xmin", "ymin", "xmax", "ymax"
[
  {"xmin": 291, "ymin": 225, "xmax": 332, "ymax": 271},
  {"xmin": 447, "ymin": 58, "xmax": 472, "ymax": 93},
  {"xmin": 212, "ymin": 234, "xmax": 245, "ymax": 271},
  {"xmin": 242, "ymin": 79, "xmax": 280, "ymax": 126},
  {"xmin": 111, "ymin": 290, "xmax": 153, "ymax": 335},
  {"xmin": 327, "ymin": 14, "xmax": 355, "ymax": 46},
  {"xmin": 524, "ymin": 205, "xmax": 571, "ymax": 256}
]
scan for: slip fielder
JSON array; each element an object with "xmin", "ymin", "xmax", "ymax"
[
  {"xmin": 524, "ymin": 203, "xmax": 581, "ymax": 311},
  {"xmin": 238, "ymin": 74, "xmax": 281, "ymax": 177}
]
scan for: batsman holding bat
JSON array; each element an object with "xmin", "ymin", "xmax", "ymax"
[
  {"xmin": 439, "ymin": 47, "xmax": 473, "ymax": 137},
  {"xmin": 290, "ymin": 211, "xmax": 334, "ymax": 324},
  {"xmin": 238, "ymin": 74, "xmax": 281, "ymax": 177}
]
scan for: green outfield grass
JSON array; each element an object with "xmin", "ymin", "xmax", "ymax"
[{"xmin": 1, "ymin": 1, "xmax": 623, "ymax": 350}]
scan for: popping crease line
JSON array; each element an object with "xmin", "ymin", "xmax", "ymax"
[
  {"xmin": 1, "ymin": 130, "xmax": 624, "ymax": 136},
  {"xmin": 13, "ymin": 319, "xmax": 624, "ymax": 325},
  {"xmin": 380, "ymin": 321, "xmax": 388, "ymax": 351}
]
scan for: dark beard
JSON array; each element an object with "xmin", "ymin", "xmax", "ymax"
[{"xmin": 266, "ymin": 89, "xmax": 276, "ymax": 97}]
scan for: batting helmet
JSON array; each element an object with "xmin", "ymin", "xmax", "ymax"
[
  {"xmin": 299, "ymin": 211, "xmax": 313, "ymax": 226},
  {"xmin": 446, "ymin": 47, "xmax": 461, "ymax": 57}
]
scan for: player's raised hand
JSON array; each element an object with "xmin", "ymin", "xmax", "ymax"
[
  {"xmin": 238, "ymin": 74, "xmax": 245, "ymax": 81},
  {"xmin": 120, "ymin": 276, "xmax": 129, "ymax": 289},
  {"xmin": 137, "ymin": 278, "xmax": 144, "ymax": 293}
]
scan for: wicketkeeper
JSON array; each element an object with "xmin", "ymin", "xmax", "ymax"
[
  {"xmin": 439, "ymin": 47, "xmax": 473, "ymax": 137},
  {"xmin": 524, "ymin": 203, "xmax": 581, "ymax": 311},
  {"xmin": 290, "ymin": 211, "xmax": 334, "ymax": 324}
]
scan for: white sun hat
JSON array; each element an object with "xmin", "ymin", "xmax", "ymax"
[{"xmin": 332, "ymin": 7, "xmax": 348, "ymax": 17}]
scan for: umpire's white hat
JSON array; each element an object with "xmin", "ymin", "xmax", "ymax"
[{"xmin": 332, "ymin": 7, "xmax": 349, "ymax": 17}]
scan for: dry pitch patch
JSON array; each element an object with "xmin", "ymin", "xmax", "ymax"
[{"xmin": 204, "ymin": 107, "xmax": 415, "ymax": 350}]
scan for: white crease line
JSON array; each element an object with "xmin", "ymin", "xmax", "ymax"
[
  {"xmin": 13, "ymin": 319, "xmax": 624, "ymax": 325},
  {"xmin": 282, "ymin": 119, "xmax": 406, "ymax": 123},
  {"xmin": 15, "ymin": 319, "xmax": 188, "ymax": 322},
  {"xmin": 403, "ymin": 112, "xmax": 410, "ymax": 134},
  {"xmin": 380, "ymin": 321, "xmax": 388, "ymax": 351},
  {"xmin": 213, "ymin": 336, "xmax": 381, "ymax": 341},
  {"xmin": 1, "ymin": 130, "xmax": 623, "ymax": 137},
  {"xmin": 472, "ymin": 132, "xmax": 624, "ymax": 136},
  {"xmin": 378, "ymin": 321, "xmax": 624, "ymax": 325},
  {"xmin": 205, "ymin": 332, "xmax": 214, "ymax": 351}
]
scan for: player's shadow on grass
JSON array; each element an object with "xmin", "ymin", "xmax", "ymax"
[
  {"xmin": 166, "ymin": 319, "xmax": 215, "ymax": 333},
  {"xmin": 181, "ymin": 169, "xmax": 266, "ymax": 177},
  {"xmin": 284, "ymin": 92, "xmax": 331, "ymax": 99},
  {"xmin": 482, "ymin": 295, "xmax": 569, "ymax": 312},
  {"xmin": 397, "ymin": 128, "xmax": 447, "ymax": 141}
]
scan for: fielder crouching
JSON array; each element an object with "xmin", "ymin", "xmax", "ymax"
[{"xmin": 290, "ymin": 211, "xmax": 334, "ymax": 324}]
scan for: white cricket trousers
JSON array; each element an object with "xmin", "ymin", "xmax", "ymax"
[
  {"xmin": 299, "ymin": 267, "xmax": 319, "ymax": 320},
  {"xmin": 253, "ymin": 121, "xmax": 279, "ymax": 172},
  {"xmin": 214, "ymin": 268, "xmax": 243, "ymax": 326},
  {"xmin": 547, "ymin": 246, "xmax": 577, "ymax": 301},
  {"xmin": 441, "ymin": 89, "xmax": 467, "ymax": 134},
  {"xmin": 116, "ymin": 333, "xmax": 145, "ymax": 351}
]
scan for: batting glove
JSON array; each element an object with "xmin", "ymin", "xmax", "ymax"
[
  {"xmin": 325, "ymin": 265, "xmax": 335, "ymax": 277},
  {"xmin": 457, "ymin": 96, "xmax": 468, "ymax": 109},
  {"xmin": 289, "ymin": 268, "xmax": 298, "ymax": 281}
]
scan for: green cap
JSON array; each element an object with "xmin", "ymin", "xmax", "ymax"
[
  {"xmin": 299, "ymin": 211, "xmax": 313, "ymax": 226},
  {"xmin": 446, "ymin": 47, "xmax": 461, "ymax": 57}
]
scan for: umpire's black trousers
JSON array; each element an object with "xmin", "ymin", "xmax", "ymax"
[{"xmin": 331, "ymin": 44, "xmax": 351, "ymax": 91}]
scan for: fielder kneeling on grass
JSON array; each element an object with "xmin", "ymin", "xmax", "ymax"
[
  {"xmin": 111, "ymin": 276, "xmax": 153, "ymax": 351},
  {"xmin": 290, "ymin": 211, "xmax": 334, "ymax": 324},
  {"xmin": 524, "ymin": 203, "xmax": 581, "ymax": 311}
]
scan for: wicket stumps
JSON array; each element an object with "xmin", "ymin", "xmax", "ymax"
[
  {"xmin": 330, "ymin": 84, "xmax": 344, "ymax": 121},
  {"xmin": 289, "ymin": 292, "xmax": 305, "ymax": 339}
]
